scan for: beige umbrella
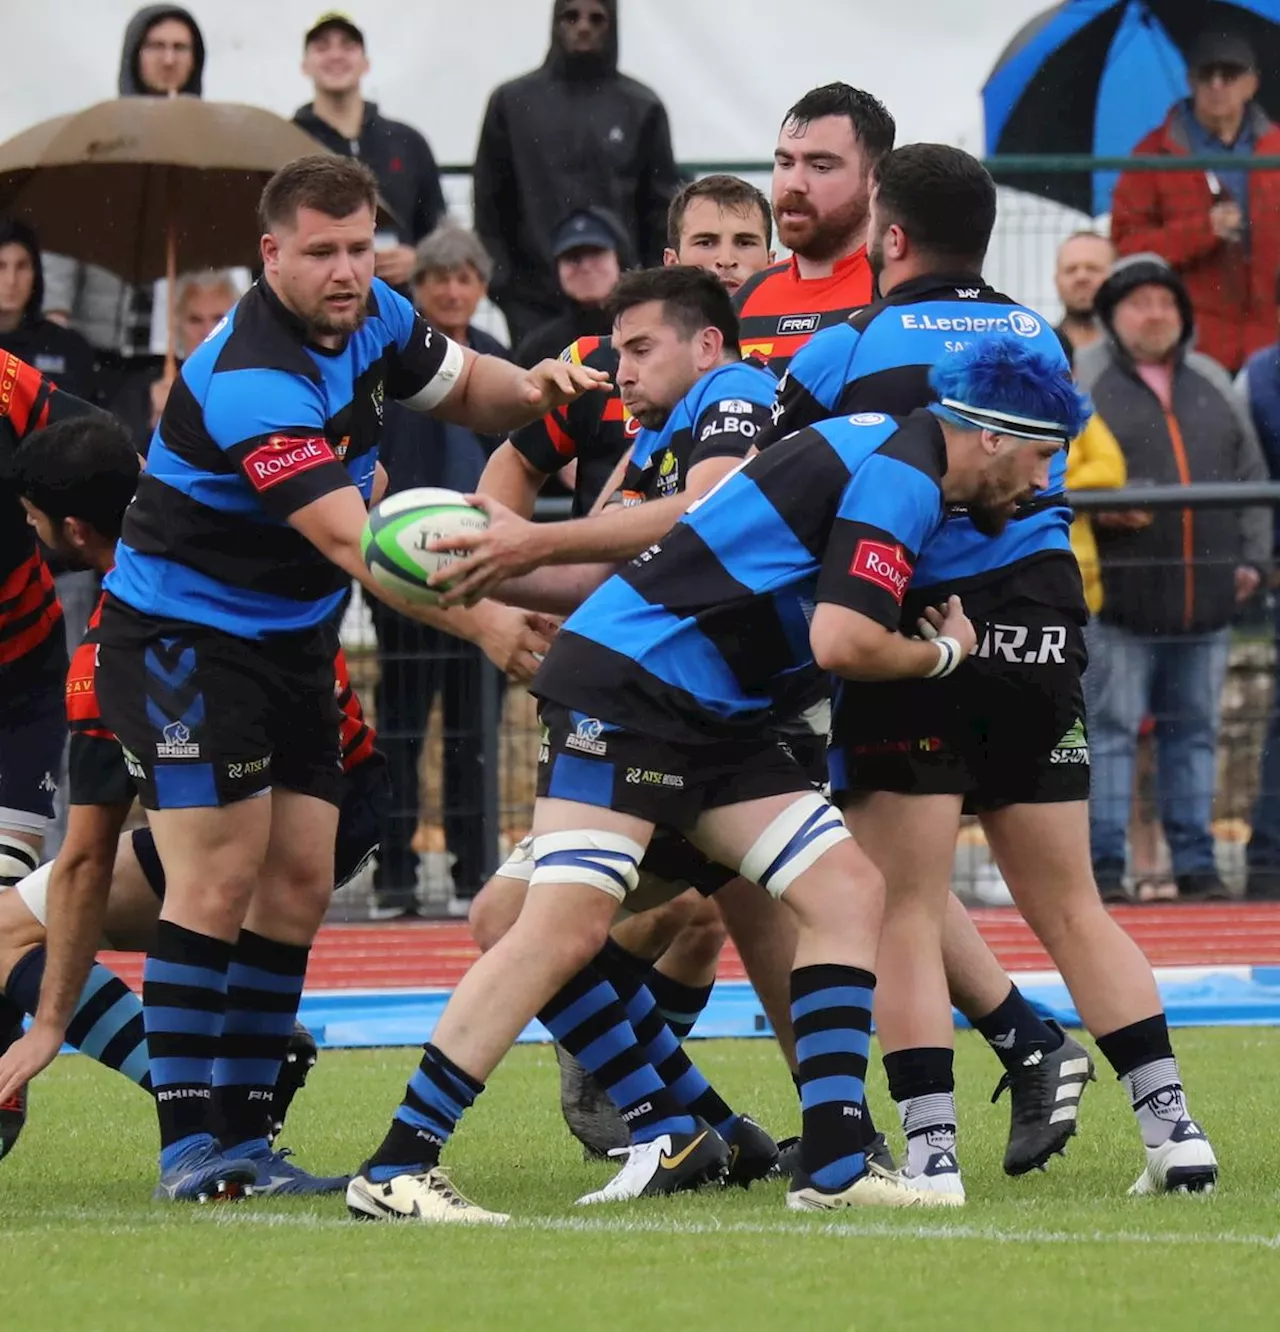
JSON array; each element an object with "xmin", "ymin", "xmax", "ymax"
[{"xmin": 0, "ymin": 96, "xmax": 351, "ymax": 375}]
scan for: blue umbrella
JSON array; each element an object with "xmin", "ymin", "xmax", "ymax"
[{"xmin": 983, "ymin": 0, "xmax": 1280, "ymax": 214}]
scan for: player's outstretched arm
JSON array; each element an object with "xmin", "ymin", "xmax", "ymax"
[
  {"xmin": 428, "ymin": 350, "xmax": 611, "ymax": 437},
  {"xmin": 0, "ymin": 801, "xmax": 131, "ymax": 1102},
  {"xmin": 490, "ymin": 563, "xmax": 616, "ymax": 616},
  {"xmin": 810, "ymin": 595, "xmax": 976, "ymax": 681},
  {"xmin": 289, "ymin": 486, "xmax": 556, "ymax": 682}
]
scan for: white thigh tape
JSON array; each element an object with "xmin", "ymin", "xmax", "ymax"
[
  {"xmin": 494, "ymin": 834, "xmax": 536, "ymax": 884},
  {"xmin": 14, "ymin": 858, "xmax": 53, "ymax": 926},
  {"xmin": 0, "ymin": 834, "xmax": 40, "ymax": 889},
  {"xmin": 739, "ymin": 793, "xmax": 850, "ymax": 899},
  {"xmin": 529, "ymin": 830, "xmax": 645, "ymax": 903}
]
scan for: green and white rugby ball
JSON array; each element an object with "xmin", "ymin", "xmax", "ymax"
[{"xmin": 361, "ymin": 487, "xmax": 488, "ymax": 605}]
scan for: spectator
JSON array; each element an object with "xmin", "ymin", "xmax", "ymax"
[
  {"xmin": 514, "ymin": 207, "xmax": 628, "ymax": 367},
  {"xmin": 473, "ymin": 0, "xmax": 680, "ymax": 346},
  {"xmin": 1076, "ymin": 254, "xmax": 1271, "ymax": 901},
  {"xmin": 1066, "ymin": 413, "xmax": 1127, "ymax": 618},
  {"xmin": 370, "ymin": 225, "xmax": 511, "ymax": 919},
  {"xmin": 1112, "ymin": 29, "xmax": 1280, "ymax": 374},
  {"xmin": 1237, "ymin": 274, "xmax": 1280, "ymax": 898},
  {"xmin": 108, "ymin": 269, "xmax": 240, "ymax": 449},
  {"xmin": 0, "ymin": 220, "xmax": 95, "ymax": 400},
  {"xmin": 294, "ymin": 12, "xmax": 447, "ymax": 291},
  {"xmin": 1055, "ymin": 230, "xmax": 1115, "ymax": 363},
  {"xmin": 43, "ymin": 6, "xmax": 207, "ymax": 377}
]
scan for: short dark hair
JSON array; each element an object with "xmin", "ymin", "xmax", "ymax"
[
  {"xmin": 667, "ymin": 175, "xmax": 773, "ymax": 250},
  {"xmin": 259, "ymin": 154, "xmax": 379, "ymax": 233},
  {"xmin": 16, "ymin": 414, "xmax": 140, "ymax": 540},
  {"xmin": 782, "ymin": 83, "xmax": 896, "ymax": 168},
  {"xmin": 606, "ymin": 266, "xmax": 741, "ymax": 356},
  {"xmin": 874, "ymin": 144, "xmax": 997, "ymax": 269}
]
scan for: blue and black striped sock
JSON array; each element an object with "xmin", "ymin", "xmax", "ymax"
[
  {"xmin": 213, "ymin": 929, "xmax": 309, "ymax": 1153},
  {"xmin": 597, "ymin": 940, "xmax": 737, "ymax": 1138},
  {"xmin": 540, "ymin": 962, "xmax": 697, "ymax": 1145},
  {"xmin": 792, "ymin": 963, "xmax": 875, "ymax": 1192},
  {"xmin": 5, "ymin": 947, "xmax": 150, "ymax": 1089},
  {"xmin": 367, "ymin": 1042, "xmax": 484, "ymax": 1178},
  {"xmin": 144, "ymin": 921, "xmax": 231, "ymax": 1162},
  {"xmin": 644, "ymin": 969, "xmax": 714, "ymax": 1042}
]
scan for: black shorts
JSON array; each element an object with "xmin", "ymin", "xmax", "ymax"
[
  {"xmin": 831, "ymin": 603, "xmax": 1089, "ymax": 811},
  {"xmin": 536, "ymin": 702, "xmax": 817, "ymax": 831},
  {"xmin": 95, "ymin": 597, "xmax": 343, "ymax": 811},
  {"xmin": 0, "ymin": 661, "xmax": 66, "ymax": 826},
  {"xmin": 132, "ymin": 752, "xmax": 391, "ymax": 900}
]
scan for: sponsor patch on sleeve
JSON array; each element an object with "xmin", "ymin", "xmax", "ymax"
[
  {"xmin": 849, "ymin": 539, "xmax": 911, "ymax": 603},
  {"xmin": 242, "ymin": 435, "xmax": 337, "ymax": 492}
]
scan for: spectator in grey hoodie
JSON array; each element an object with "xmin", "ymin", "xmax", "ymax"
[
  {"xmin": 42, "ymin": 6, "xmax": 206, "ymax": 368},
  {"xmin": 1075, "ymin": 253, "xmax": 1270, "ymax": 900}
]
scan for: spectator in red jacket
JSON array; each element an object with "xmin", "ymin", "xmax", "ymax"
[{"xmin": 1112, "ymin": 30, "xmax": 1280, "ymax": 373}]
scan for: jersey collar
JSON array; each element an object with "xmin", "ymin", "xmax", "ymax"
[{"xmin": 878, "ymin": 270, "xmax": 989, "ymax": 304}]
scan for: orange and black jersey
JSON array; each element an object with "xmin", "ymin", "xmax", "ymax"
[
  {"xmin": 67, "ymin": 594, "xmax": 379, "ymax": 807},
  {"xmin": 0, "ymin": 353, "xmax": 99, "ymax": 678},
  {"xmin": 508, "ymin": 335, "xmax": 635, "ymax": 514},
  {"xmin": 732, "ymin": 249, "xmax": 875, "ymax": 378}
]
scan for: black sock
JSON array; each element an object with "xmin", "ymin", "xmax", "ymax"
[
  {"xmin": 1095, "ymin": 1013, "xmax": 1173, "ymax": 1080},
  {"xmin": 213, "ymin": 930, "xmax": 309, "ymax": 1150},
  {"xmin": 145, "ymin": 921, "xmax": 232, "ymax": 1156},
  {"xmin": 368, "ymin": 1042, "xmax": 482, "ymax": 1176},
  {"xmin": 791, "ymin": 1070, "xmax": 877, "ymax": 1140},
  {"xmin": 644, "ymin": 969, "xmax": 714, "ymax": 1041},
  {"xmin": 969, "ymin": 983, "xmax": 1063, "ymax": 1072}
]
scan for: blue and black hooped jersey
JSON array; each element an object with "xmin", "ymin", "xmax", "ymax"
[
  {"xmin": 533, "ymin": 409, "xmax": 948, "ymax": 744},
  {"xmin": 105, "ymin": 277, "xmax": 464, "ymax": 639},
  {"xmin": 760, "ymin": 272, "xmax": 1077, "ymax": 600},
  {"xmin": 618, "ymin": 359, "xmax": 777, "ymax": 505}
]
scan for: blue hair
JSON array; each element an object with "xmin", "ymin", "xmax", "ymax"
[{"xmin": 928, "ymin": 333, "xmax": 1093, "ymax": 440}]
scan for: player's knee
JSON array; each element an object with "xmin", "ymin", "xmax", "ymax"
[
  {"xmin": 468, "ymin": 874, "xmax": 529, "ymax": 952},
  {"xmin": 738, "ymin": 795, "xmax": 854, "ymax": 902}
]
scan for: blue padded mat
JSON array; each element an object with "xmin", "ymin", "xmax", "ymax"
[{"xmin": 296, "ymin": 969, "xmax": 1280, "ymax": 1050}]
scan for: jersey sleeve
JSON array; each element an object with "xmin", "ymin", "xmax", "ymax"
[
  {"xmin": 814, "ymin": 452, "xmax": 944, "ymax": 628},
  {"xmin": 688, "ymin": 396, "xmax": 774, "ymax": 469},
  {"xmin": 759, "ymin": 323, "xmax": 861, "ymax": 447},
  {"xmin": 203, "ymin": 370, "xmax": 354, "ymax": 522},
  {"xmin": 376, "ymin": 279, "xmax": 467, "ymax": 409},
  {"xmin": 510, "ymin": 402, "xmax": 580, "ymax": 475}
]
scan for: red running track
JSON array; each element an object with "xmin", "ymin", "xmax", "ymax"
[{"xmin": 99, "ymin": 904, "xmax": 1280, "ymax": 992}]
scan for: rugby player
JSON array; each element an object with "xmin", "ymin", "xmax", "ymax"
[
  {"xmin": 733, "ymin": 83, "xmax": 894, "ymax": 375},
  {"xmin": 0, "ymin": 415, "xmax": 388, "ymax": 1188},
  {"xmin": 0, "ymin": 356, "xmax": 105, "ymax": 1148},
  {"xmin": 769, "ymin": 144, "xmax": 1218, "ymax": 1197},
  {"xmin": 346, "ymin": 333, "xmax": 1079, "ymax": 1223},
  {"xmin": 56, "ymin": 156, "xmax": 604, "ymax": 1204}
]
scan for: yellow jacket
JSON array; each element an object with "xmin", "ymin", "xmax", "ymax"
[{"xmin": 1066, "ymin": 414, "xmax": 1126, "ymax": 613}]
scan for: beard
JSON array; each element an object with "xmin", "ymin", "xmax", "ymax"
[
  {"xmin": 774, "ymin": 190, "xmax": 868, "ymax": 262},
  {"xmin": 307, "ymin": 301, "xmax": 367, "ymax": 339},
  {"xmin": 966, "ymin": 501, "xmax": 1014, "ymax": 537}
]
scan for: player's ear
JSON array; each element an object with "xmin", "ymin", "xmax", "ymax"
[
  {"xmin": 699, "ymin": 324, "xmax": 724, "ymax": 366},
  {"xmin": 662, "ymin": 248, "xmax": 679, "ymax": 267},
  {"xmin": 980, "ymin": 428, "xmax": 1003, "ymax": 457}
]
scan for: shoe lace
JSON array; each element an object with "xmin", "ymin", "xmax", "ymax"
[
  {"xmin": 426, "ymin": 1167, "xmax": 481, "ymax": 1209},
  {"xmin": 591, "ymin": 1143, "xmax": 656, "ymax": 1200},
  {"xmin": 991, "ymin": 1057, "xmax": 1052, "ymax": 1126}
]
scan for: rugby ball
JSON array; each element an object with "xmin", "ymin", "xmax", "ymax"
[{"xmin": 361, "ymin": 487, "xmax": 488, "ymax": 605}]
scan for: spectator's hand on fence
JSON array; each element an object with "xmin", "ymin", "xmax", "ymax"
[
  {"xmin": 476, "ymin": 603, "xmax": 557, "ymax": 682},
  {"xmin": 1094, "ymin": 508, "xmax": 1153, "ymax": 530},
  {"xmin": 427, "ymin": 494, "xmax": 547, "ymax": 606},
  {"xmin": 374, "ymin": 244, "xmax": 417, "ymax": 287},
  {"xmin": 1210, "ymin": 201, "xmax": 1244, "ymax": 243},
  {"xmin": 520, "ymin": 358, "xmax": 612, "ymax": 414},
  {"xmin": 1235, "ymin": 565, "xmax": 1262, "ymax": 602}
]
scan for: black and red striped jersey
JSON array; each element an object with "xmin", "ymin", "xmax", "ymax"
[
  {"xmin": 334, "ymin": 646, "xmax": 377, "ymax": 773},
  {"xmin": 508, "ymin": 335, "xmax": 635, "ymax": 514},
  {"xmin": 732, "ymin": 249, "xmax": 874, "ymax": 378},
  {"xmin": 0, "ymin": 352, "xmax": 103, "ymax": 680}
]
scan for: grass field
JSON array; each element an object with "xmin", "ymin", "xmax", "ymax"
[{"xmin": 2, "ymin": 1029, "xmax": 1279, "ymax": 1331}]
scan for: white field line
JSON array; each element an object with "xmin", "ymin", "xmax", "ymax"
[{"xmin": 5, "ymin": 1205, "xmax": 1280, "ymax": 1250}]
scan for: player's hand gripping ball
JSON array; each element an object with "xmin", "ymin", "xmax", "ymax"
[{"xmin": 361, "ymin": 487, "xmax": 489, "ymax": 606}]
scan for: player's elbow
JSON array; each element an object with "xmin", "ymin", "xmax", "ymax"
[
  {"xmin": 809, "ymin": 610, "xmax": 887, "ymax": 680},
  {"xmin": 810, "ymin": 620, "xmax": 861, "ymax": 676}
]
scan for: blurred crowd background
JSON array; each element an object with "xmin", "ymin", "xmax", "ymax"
[{"xmin": 3, "ymin": 0, "xmax": 1280, "ymax": 918}]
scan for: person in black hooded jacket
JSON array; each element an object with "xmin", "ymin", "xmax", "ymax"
[
  {"xmin": 0, "ymin": 221, "xmax": 95, "ymax": 401},
  {"xmin": 294, "ymin": 13, "xmax": 446, "ymax": 291},
  {"xmin": 473, "ymin": 0, "xmax": 681, "ymax": 346}
]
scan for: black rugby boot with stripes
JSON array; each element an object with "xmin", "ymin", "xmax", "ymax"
[{"xmin": 993, "ymin": 1021, "xmax": 1096, "ymax": 1175}]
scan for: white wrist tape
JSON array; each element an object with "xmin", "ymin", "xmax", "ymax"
[{"xmin": 925, "ymin": 636, "xmax": 963, "ymax": 679}]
